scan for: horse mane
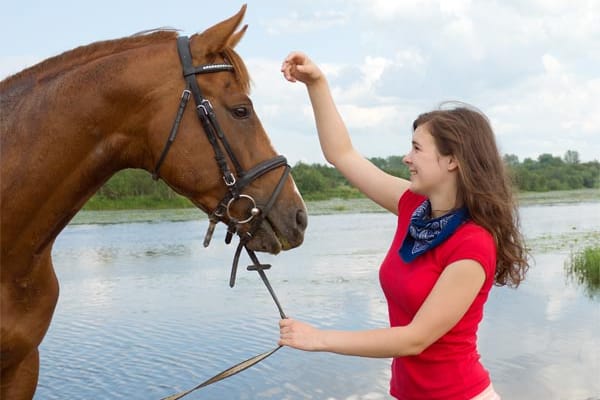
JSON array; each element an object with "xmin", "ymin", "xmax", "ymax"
[
  {"xmin": 2, "ymin": 29, "xmax": 252, "ymax": 94},
  {"xmin": 1, "ymin": 30, "xmax": 179, "ymax": 88}
]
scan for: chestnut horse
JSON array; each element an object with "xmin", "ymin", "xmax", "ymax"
[{"xmin": 0, "ymin": 5, "xmax": 307, "ymax": 399}]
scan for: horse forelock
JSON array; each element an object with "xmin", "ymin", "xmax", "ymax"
[
  {"xmin": 0, "ymin": 30, "xmax": 179, "ymax": 88},
  {"xmin": 222, "ymin": 47, "xmax": 251, "ymax": 95}
]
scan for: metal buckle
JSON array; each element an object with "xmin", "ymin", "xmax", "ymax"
[
  {"xmin": 197, "ymin": 99, "xmax": 212, "ymax": 116},
  {"xmin": 223, "ymin": 172, "xmax": 236, "ymax": 186}
]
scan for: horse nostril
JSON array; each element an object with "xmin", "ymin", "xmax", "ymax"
[{"xmin": 296, "ymin": 209, "xmax": 308, "ymax": 231}]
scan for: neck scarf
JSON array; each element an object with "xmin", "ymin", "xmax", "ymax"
[{"xmin": 399, "ymin": 199, "xmax": 468, "ymax": 263}]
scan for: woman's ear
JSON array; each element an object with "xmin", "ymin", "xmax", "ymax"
[{"xmin": 447, "ymin": 155, "xmax": 459, "ymax": 172}]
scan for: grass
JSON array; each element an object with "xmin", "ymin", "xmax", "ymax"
[
  {"xmin": 518, "ymin": 188, "xmax": 600, "ymax": 205},
  {"xmin": 565, "ymin": 245, "xmax": 600, "ymax": 299},
  {"xmin": 84, "ymin": 195, "xmax": 193, "ymax": 210},
  {"xmin": 82, "ymin": 188, "xmax": 600, "ymax": 211}
]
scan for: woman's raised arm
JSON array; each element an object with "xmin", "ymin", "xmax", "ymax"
[{"xmin": 281, "ymin": 52, "xmax": 410, "ymax": 214}]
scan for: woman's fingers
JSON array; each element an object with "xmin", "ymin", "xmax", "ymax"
[
  {"xmin": 280, "ymin": 61, "xmax": 297, "ymax": 82},
  {"xmin": 281, "ymin": 51, "xmax": 319, "ymax": 84},
  {"xmin": 278, "ymin": 318, "xmax": 321, "ymax": 351},
  {"xmin": 279, "ymin": 318, "xmax": 295, "ymax": 346}
]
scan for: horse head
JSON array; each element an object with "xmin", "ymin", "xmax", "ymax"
[{"xmin": 143, "ymin": 6, "xmax": 307, "ymax": 253}]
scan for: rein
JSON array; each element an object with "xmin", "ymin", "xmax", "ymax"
[
  {"xmin": 160, "ymin": 248, "xmax": 286, "ymax": 400},
  {"xmin": 153, "ymin": 36, "xmax": 290, "ymax": 399}
]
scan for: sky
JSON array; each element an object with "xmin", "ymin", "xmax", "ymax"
[{"xmin": 1, "ymin": 0, "xmax": 599, "ymax": 164}]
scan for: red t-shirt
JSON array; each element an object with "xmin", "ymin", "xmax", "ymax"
[{"xmin": 379, "ymin": 190, "xmax": 496, "ymax": 400}]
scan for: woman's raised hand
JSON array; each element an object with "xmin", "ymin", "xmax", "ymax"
[{"xmin": 281, "ymin": 52, "xmax": 324, "ymax": 85}]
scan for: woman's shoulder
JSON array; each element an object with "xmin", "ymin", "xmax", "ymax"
[
  {"xmin": 448, "ymin": 221, "xmax": 495, "ymax": 254},
  {"xmin": 457, "ymin": 220, "xmax": 494, "ymax": 241},
  {"xmin": 440, "ymin": 221, "xmax": 496, "ymax": 272}
]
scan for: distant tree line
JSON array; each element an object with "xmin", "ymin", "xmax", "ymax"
[
  {"xmin": 291, "ymin": 155, "xmax": 409, "ymax": 200},
  {"xmin": 88, "ymin": 169, "xmax": 192, "ymax": 209},
  {"xmin": 292, "ymin": 150, "xmax": 599, "ymax": 199},
  {"xmin": 505, "ymin": 151, "xmax": 599, "ymax": 192},
  {"xmin": 85, "ymin": 150, "xmax": 599, "ymax": 209}
]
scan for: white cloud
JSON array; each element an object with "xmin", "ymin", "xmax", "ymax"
[
  {"xmin": 541, "ymin": 54, "xmax": 562, "ymax": 75},
  {"xmin": 486, "ymin": 62, "xmax": 600, "ymax": 161},
  {"xmin": 356, "ymin": 0, "xmax": 439, "ymax": 21},
  {"xmin": 360, "ymin": 56, "xmax": 391, "ymax": 87},
  {"xmin": 439, "ymin": 0, "xmax": 472, "ymax": 16},
  {"xmin": 339, "ymin": 104, "xmax": 398, "ymax": 130},
  {"xmin": 324, "ymin": 0, "xmax": 600, "ymax": 161},
  {"xmin": 393, "ymin": 49, "xmax": 426, "ymax": 68},
  {"xmin": 263, "ymin": 9, "xmax": 348, "ymax": 35}
]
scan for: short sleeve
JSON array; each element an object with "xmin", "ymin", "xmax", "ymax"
[{"xmin": 442, "ymin": 224, "xmax": 497, "ymax": 282}]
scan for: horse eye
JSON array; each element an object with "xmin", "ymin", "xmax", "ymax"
[{"xmin": 231, "ymin": 106, "xmax": 250, "ymax": 119}]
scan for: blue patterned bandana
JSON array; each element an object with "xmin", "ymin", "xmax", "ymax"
[{"xmin": 399, "ymin": 199, "xmax": 468, "ymax": 262}]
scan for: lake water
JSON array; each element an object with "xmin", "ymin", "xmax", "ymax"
[{"xmin": 36, "ymin": 202, "xmax": 600, "ymax": 400}]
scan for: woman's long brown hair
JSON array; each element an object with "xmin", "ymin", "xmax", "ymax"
[{"xmin": 413, "ymin": 103, "xmax": 529, "ymax": 287}]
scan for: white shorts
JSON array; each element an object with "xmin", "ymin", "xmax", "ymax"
[{"xmin": 470, "ymin": 383, "xmax": 501, "ymax": 400}]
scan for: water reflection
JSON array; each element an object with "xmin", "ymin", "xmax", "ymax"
[{"xmin": 36, "ymin": 203, "xmax": 600, "ymax": 399}]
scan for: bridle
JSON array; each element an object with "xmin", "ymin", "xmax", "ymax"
[
  {"xmin": 154, "ymin": 36, "xmax": 290, "ymax": 399},
  {"xmin": 153, "ymin": 36, "xmax": 290, "ymax": 270},
  {"xmin": 152, "ymin": 35, "xmax": 291, "ymax": 291}
]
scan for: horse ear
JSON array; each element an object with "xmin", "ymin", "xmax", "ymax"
[
  {"xmin": 192, "ymin": 4, "xmax": 247, "ymax": 55},
  {"xmin": 227, "ymin": 24, "xmax": 247, "ymax": 49}
]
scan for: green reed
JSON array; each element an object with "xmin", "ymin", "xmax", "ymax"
[{"xmin": 565, "ymin": 245, "xmax": 600, "ymax": 299}]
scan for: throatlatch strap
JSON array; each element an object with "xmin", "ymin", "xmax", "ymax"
[{"xmin": 152, "ymin": 89, "xmax": 191, "ymax": 180}]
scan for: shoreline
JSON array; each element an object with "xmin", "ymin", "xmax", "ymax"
[{"xmin": 71, "ymin": 188, "xmax": 599, "ymax": 225}]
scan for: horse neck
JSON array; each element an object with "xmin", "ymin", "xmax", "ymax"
[{"xmin": 1, "ymin": 40, "xmax": 177, "ymax": 257}]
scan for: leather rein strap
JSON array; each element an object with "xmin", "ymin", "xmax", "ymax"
[
  {"xmin": 154, "ymin": 37, "xmax": 291, "ymax": 399},
  {"xmin": 160, "ymin": 244, "xmax": 287, "ymax": 400}
]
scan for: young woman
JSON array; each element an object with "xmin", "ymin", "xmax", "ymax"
[{"xmin": 278, "ymin": 52, "xmax": 529, "ymax": 400}]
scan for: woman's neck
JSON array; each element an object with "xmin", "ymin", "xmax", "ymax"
[
  {"xmin": 430, "ymin": 207, "xmax": 454, "ymax": 218},
  {"xmin": 429, "ymin": 192, "xmax": 461, "ymax": 218}
]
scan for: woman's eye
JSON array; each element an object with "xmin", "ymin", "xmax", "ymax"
[{"xmin": 231, "ymin": 106, "xmax": 250, "ymax": 119}]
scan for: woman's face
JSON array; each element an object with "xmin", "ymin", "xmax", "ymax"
[{"xmin": 403, "ymin": 125, "xmax": 455, "ymax": 195}]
